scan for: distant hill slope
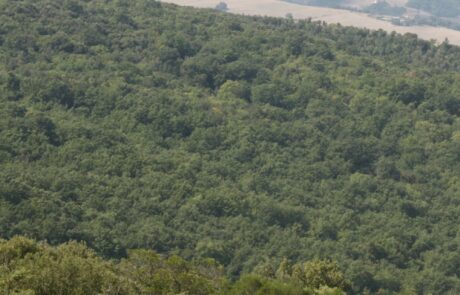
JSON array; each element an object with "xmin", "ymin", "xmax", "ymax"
[
  {"xmin": 407, "ymin": 0, "xmax": 460, "ymax": 17},
  {"xmin": 281, "ymin": 0, "xmax": 460, "ymax": 18},
  {"xmin": 1, "ymin": 0, "xmax": 460, "ymax": 294},
  {"xmin": 283, "ymin": 0, "xmax": 460, "ymax": 32},
  {"xmin": 163, "ymin": 0, "xmax": 460, "ymax": 45}
]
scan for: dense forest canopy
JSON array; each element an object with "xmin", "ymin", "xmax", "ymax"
[{"xmin": 1, "ymin": 0, "xmax": 460, "ymax": 294}]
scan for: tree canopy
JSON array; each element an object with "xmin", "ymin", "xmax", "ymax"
[
  {"xmin": 0, "ymin": 236, "xmax": 348, "ymax": 295},
  {"xmin": 0, "ymin": 0, "xmax": 460, "ymax": 294}
]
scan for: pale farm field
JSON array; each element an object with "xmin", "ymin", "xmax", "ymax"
[{"xmin": 162, "ymin": 0, "xmax": 460, "ymax": 46}]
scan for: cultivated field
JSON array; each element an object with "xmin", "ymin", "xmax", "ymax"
[{"xmin": 162, "ymin": 0, "xmax": 460, "ymax": 46}]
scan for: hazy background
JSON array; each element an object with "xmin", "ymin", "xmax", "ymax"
[{"xmin": 162, "ymin": 0, "xmax": 460, "ymax": 45}]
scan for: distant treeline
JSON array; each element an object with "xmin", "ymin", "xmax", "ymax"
[{"xmin": 282, "ymin": 0, "xmax": 345, "ymax": 8}]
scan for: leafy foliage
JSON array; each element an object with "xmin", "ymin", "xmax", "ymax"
[
  {"xmin": 0, "ymin": 236, "xmax": 346, "ymax": 295},
  {"xmin": 1, "ymin": 0, "xmax": 460, "ymax": 294}
]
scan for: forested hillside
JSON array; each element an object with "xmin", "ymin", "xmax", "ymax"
[{"xmin": 1, "ymin": 0, "xmax": 460, "ymax": 294}]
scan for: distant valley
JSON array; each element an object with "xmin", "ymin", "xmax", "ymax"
[{"xmin": 163, "ymin": 0, "xmax": 460, "ymax": 45}]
